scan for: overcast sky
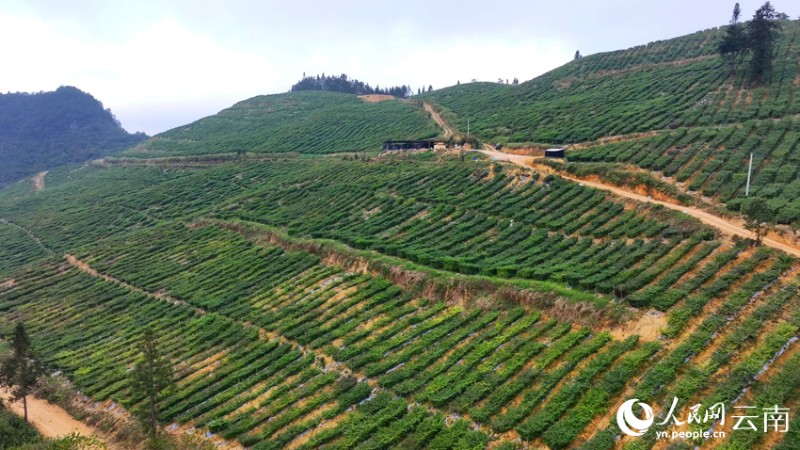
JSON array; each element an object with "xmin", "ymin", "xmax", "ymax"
[{"xmin": 1, "ymin": 0, "xmax": 796, "ymax": 135}]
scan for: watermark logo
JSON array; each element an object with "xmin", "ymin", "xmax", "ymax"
[
  {"xmin": 617, "ymin": 399, "xmax": 654, "ymax": 437},
  {"xmin": 618, "ymin": 397, "xmax": 791, "ymax": 441}
]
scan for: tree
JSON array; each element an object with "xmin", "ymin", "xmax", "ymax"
[
  {"xmin": 719, "ymin": 3, "xmax": 748, "ymax": 74},
  {"xmin": 512, "ymin": 78, "xmax": 519, "ymax": 85},
  {"xmin": 0, "ymin": 323, "xmax": 43, "ymax": 423},
  {"xmin": 747, "ymin": 2, "xmax": 783, "ymax": 83},
  {"xmin": 743, "ymin": 197, "xmax": 773, "ymax": 244},
  {"xmin": 427, "ymin": 85, "xmax": 433, "ymax": 92},
  {"xmin": 574, "ymin": 50, "xmax": 582, "ymax": 59},
  {"xmin": 290, "ymin": 73, "xmax": 411, "ymax": 97},
  {"xmin": 130, "ymin": 329, "xmax": 174, "ymax": 440}
]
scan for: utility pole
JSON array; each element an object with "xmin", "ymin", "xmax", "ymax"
[{"xmin": 745, "ymin": 152, "xmax": 754, "ymax": 197}]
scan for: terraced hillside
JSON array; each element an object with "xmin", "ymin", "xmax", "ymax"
[
  {"xmin": 1, "ymin": 151, "xmax": 799, "ymax": 449},
  {"xmin": 125, "ymin": 91, "xmax": 440, "ymax": 157},
  {"xmin": 4, "ymin": 13, "xmax": 800, "ymax": 449},
  {"xmin": 422, "ymin": 20, "xmax": 800, "ymax": 224},
  {"xmin": 566, "ymin": 118, "xmax": 800, "ymax": 222},
  {"xmin": 423, "ymin": 21, "xmax": 800, "ymax": 145}
]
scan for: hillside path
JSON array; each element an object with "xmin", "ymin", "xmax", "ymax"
[
  {"xmin": 32, "ymin": 171, "xmax": 47, "ymax": 191},
  {"xmin": 1, "ymin": 388, "xmax": 118, "ymax": 448},
  {"xmin": 480, "ymin": 148, "xmax": 800, "ymax": 258},
  {"xmin": 423, "ymin": 102, "xmax": 453, "ymax": 138}
]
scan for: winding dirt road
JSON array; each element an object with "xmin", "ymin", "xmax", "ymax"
[
  {"xmin": 479, "ymin": 148, "xmax": 800, "ymax": 258},
  {"xmin": 423, "ymin": 102, "xmax": 453, "ymax": 139}
]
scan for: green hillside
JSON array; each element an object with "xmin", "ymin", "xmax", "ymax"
[
  {"xmin": 424, "ymin": 20, "xmax": 800, "ymax": 223},
  {"xmin": 1, "ymin": 151, "xmax": 798, "ymax": 449},
  {"xmin": 126, "ymin": 91, "xmax": 440, "ymax": 157},
  {"xmin": 0, "ymin": 86, "xmax": 146, "ymax": 186},
  {"xmin": 2, "ymin": 18, "xmax": 800, "ymax": 450},
  {"xmin": 568, "ymin": 117, "xmax": 800, "ymax": 221},
  {"xmin": 423, "ymin": 21, "xmax": 800, "ymax": 144}
]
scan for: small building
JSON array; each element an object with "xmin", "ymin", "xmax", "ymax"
[
  {"xmin": 382, "ymin": 139, "xmax": 438, "ymax": 151},
  {"xmin": 544, "ymin": 148, "xmax": 566, "ymax": 158}
]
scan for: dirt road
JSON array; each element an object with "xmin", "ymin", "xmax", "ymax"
[
  {"xmin": 423, "ymin": 102, "xmax": 453, "ymax": 139},
  {"xmin": 1, "ymin": 389, "xmax": 115, "ymax": 447},
  {"xmin": 32, "ymin": 171, "xmax": 47, "ymax": 191},
  {"xmin": 479, "ymin": 148, "xmax": 800, "ymax": 258}
]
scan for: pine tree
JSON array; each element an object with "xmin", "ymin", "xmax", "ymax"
[
  {"xmin": 747, "ymin": 2, "xmax": 783, "ymax": 83},
  {"xmin": 0, "ymin": 323, "xmax": 42, "ymax": 423},
  {"xmin": 719, "ymin": 3, "xmax": 748, "ymax": 75},
  {"xmin": 131, "ymin": 329, "xmax": 174, "ymax": 440}
]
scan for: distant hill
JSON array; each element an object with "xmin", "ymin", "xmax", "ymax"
[
  {"xmin": 126, "ymin": 90, "xmax": 440, "ymax": 157},
  {"xmin": 0, "ymin": 86, "xmax": 146, "ymax": 186}
]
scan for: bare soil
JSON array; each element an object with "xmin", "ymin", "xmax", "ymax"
[
  {"xmin": 568, "ymin": 130, "xmax": 660, "ymax": 151},
  {"xmin": 358, "ymin": 94, "xmax": 395, "ymax": 103},
  {"xmin": 610, "ymin": 309, "xmax": 667, "ymax": 342},
  {"xmin": 32, "ymin": 171, "xmax": 47, "ymax": 191},
  {"xmin": 0, "ymin": 388, "xmax": 116, "ymax": 448}
]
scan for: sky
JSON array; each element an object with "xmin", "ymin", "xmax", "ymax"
[{"xmin": 1, "ymin": 0, "xmax": 796, "ymax": 135}]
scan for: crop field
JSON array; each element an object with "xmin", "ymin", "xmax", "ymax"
[
  {"xmin": 3, "ymin": 17, "xmax": 800, "ymax": 448},
  {"xmin": 2, "ymin": 217, "xmax": 797, "ymax": 449},
  {"xmin": 567, "ymin": 116, "xmax": 800, "ymax": 222},
  {"xmin": 0, "ymin": 219, "xmax": 51, "ymax": 276},
  {"xmin": 216, "ymin": 159, "xmax": 742, "ymax": 309},
  {"xmin": 124, "ymin": 91, "xmax": 441, "ymax": 157},
  {"xmin": 1, "ymin": 156, "xmax": 755, "ymax": 310},
  {"xmin": 0, "ymin": 150, "xmax": 798, "ymax": 449},
  {"xmin": 423, "ymin": 21, "xmax": 800, "ymax": 145}
]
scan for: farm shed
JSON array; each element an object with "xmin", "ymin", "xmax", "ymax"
[
  {"xmin": 383, "ymin": 139, "xmax": 437, "ymax": 151},
  {"xmin": 544, "ymin": 148, "xmax": 566, "ymax": 158}
]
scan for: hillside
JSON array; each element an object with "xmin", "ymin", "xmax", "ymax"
[
  {"xmin": 0, "ymin": 86, "xmax": 146, "ymax": 186},
  {"xmin": 423, "ymin": 21, "xmax": 800, "ymax": 144},
  {"xmin": 125, "ymin": 90, "xmax": 440, "ymax": 157},
  {"xmin": 424, "ymin": 20, "xmax": 800, "ymax": 223},
  {"xmin": 2, "ymin": 21, "xmax": 800, "ymax": 450},
  {"xmin": 1, "ymin": 150, "xmax": 798, "ymax": 449}
]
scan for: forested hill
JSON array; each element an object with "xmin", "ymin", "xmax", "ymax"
[{"xmin": 0, "ymin": 86, "xmax": 146, "ymax": 186}]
